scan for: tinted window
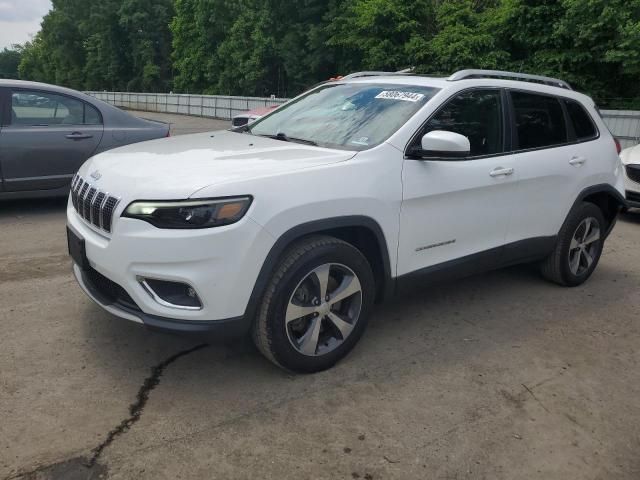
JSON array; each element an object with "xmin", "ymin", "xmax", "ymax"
[
  {"xmin": 565, "ymin": 100, "xmax": 596, "ymax": 140},
  {"xmin": 418, "ymin": 90, "xmax": 504, "ymax": 156},
  {"xmin": 511, "ymin": 91, "xmax": 567, "ymax": 149},
  {"xmin": 85, "ymin": 103, "xmax": 103, "ymax": 125}
]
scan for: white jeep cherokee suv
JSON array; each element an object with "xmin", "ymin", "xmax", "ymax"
[{"xmin": 67, "ymin": 70, "xmax": 627, "ymax": 372}]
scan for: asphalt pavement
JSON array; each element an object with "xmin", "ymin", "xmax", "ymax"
[{"xmin": 1, "ymin": 112, "xmax": 639, "ymax": 480}]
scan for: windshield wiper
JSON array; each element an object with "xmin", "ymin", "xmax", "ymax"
[{"xmin": 259, "ymin": 132, "xmax": 318, "ymax": 146}]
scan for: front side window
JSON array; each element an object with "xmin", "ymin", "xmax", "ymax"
[
  {"xmin": 565, "ymin": 99, "xmax": 597, "ymax": 141},
  {"xmin": 11, "ymin": 91, "xmax": 99, "ymax": 126},
  {"xmin": 511, "ymin": 91, "xmax": 567, "ymax": 150},
  {"xmin": 414, "ymin": 89, "xmax": 504, "ymax": 157},
  {"xmin": 249, "ymin": 83, "xmax": 440, "ymax": 151}
]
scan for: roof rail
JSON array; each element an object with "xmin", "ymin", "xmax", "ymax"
[
  {"xmin": 342, "ymin": 68, "xmax": 414, "ymax": 80},
  {"xmin": 448, "ymin": 69, "xmax": 572, "ymax": 90}
]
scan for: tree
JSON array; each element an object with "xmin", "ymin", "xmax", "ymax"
[
  {"xmin": 0, "ymin": 46, "xmax": 23, "ymax": 79},
  {"xmin": 13, "ymin": 0, "xmax": 640, "ymax": 108}
]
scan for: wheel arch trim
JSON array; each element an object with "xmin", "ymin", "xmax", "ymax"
[
  {"xmin": 568, "ymin": 183, "xmax": 626, "ymax": 238},
  {"xmin": 243, "ymin": 216, "xmax": 394, "ymax": 321}
]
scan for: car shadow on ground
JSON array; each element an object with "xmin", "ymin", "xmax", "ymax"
[
  {"xmin": 619, "ymin": 209, "xmax": 640, "ymax": 224},
  {"xmin": 81, "ymin": 257, "xmax": 626, "ymax": 393},
  {"xmin": 0, "ymin": 197, "xmax": 68, "ymax": 219}
]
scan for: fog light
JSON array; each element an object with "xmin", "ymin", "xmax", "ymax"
[{"xmin": 139, "ymin": 277, "xmax": 203, "ymax": 310}]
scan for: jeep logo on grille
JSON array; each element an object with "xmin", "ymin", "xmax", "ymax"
[{"xmin": 90, "ymin": 170, "xmax": 102, "ymax": 181}]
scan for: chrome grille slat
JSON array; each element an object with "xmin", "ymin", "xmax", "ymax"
[
  {"xmin": 70, "ymin": 175, "xmax": 119, "ymax": 234},
  {"xmin": 92, "ymin": 192, "xmax": 106, "ymax": 228},
  {"xmin": 84, "ymin": 188, "xmax": 97, "ymax": 220}
]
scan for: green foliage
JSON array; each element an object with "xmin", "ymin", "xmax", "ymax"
[
  {"xmin": 0, "ymin": 46, "xmax": 23, "ymax": 79},
  {"xmin": 18, "ymin": 0, "xmax": 174, "ymax": 91},
  {"xmin": 14, "ymin": 0, "xmax": 640, "ymax": 107}
]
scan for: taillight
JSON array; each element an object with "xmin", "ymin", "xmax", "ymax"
[{"xmin": 614, "ymin": 138, "xmax": 621, "ymax": 154}]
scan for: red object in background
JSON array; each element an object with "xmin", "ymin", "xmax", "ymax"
[{"xmin": 246, "ymin": 105, "xmax": 279, "ymax": 117}]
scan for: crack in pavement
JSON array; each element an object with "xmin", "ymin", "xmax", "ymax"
[
  {"xmin": 86, "ymin": 343, "xmax": 209, "ymax": 468},
  {"xmin": 4, "ymin": 343, "xmax": 209, "ymax": 480}
]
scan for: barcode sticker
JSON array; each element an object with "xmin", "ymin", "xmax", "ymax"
[{"xmin": 375, "ymin": 91, "xmax": 425, "ymax": 102}]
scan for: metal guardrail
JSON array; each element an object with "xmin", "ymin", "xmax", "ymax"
[
  {"xmin": 86, "ymin": 91, "xmax": 640, "ymax": 149},
  {"xmin": 600, "ymin": 110, "xmax": 640, "ymax": 150},
  {"xmin": 85, "ymin": 91, "xmax": 288, "ymax": 121}
]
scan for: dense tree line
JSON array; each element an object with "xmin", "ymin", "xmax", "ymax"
[{"xmin": 2, "ymin": 0, "xmax": 639, "ymax": 107}]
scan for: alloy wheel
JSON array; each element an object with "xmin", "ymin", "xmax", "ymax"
[
  {"xmin": 285, "ymin": 263, "xmax": 362, "ymax": 357},
  {"xmin": 568, "ymin": 217, "xmax": 601, "ymax": 276}
]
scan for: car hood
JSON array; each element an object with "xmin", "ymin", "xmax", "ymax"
[
  {"xmin": 620, "ymin": 143, "xmax": 640, "ymax": 165},
  {"xmin": 79, "ymin": 130, "xmax": 356, "ymax": 199}
]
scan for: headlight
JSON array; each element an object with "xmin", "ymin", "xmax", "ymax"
[{"xmin": 122, "ymin": 196, "xmax": 252, "ymax": 229}]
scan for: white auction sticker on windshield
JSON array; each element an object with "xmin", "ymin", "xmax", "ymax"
[{"xmin": 375, "ymin": 91, "xmax": 425, "ymax": 102}]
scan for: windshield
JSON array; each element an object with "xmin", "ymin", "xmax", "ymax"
[{"xmin": 248, "ymin": 83, "xmax": 440, "ymax": 151}]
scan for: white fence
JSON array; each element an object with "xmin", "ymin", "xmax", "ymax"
[
  {"xmin": 600, "ymin": 110, "xmax": 640, "ymax": 150},
  {"xmin": 85, "ymin": 91, "xmax": 288, "ymax": 121},
  {"xmin": 86, "ymin": 91, "xmax": 640, "ymax": 149}
]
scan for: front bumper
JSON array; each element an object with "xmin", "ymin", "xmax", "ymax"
[
  {"xmin": 623, "ymin": 164, "xmax": 640, "ymax": 207},
  {"xmin": 67, "ymin": 199, "xmax": 274, "ymax": 335},
  {"xmin": 73, "ymin": 264, "xmax": 251, "ymax": 336}
]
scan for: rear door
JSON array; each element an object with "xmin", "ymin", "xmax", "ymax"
[
  {"xmin": 0, "ymin": 89, "xmax": 104, "ymax": 192},
  {"xmin": 504, "ymin": 90, "xmax": 583, "ymax": 244}
]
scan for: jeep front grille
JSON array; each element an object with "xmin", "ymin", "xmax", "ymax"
[{"xmin": 70, "ymin": 174, "xmax": 120, "ymax": 233}]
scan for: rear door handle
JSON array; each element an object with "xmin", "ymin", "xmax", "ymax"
[
  {"xmin": 569, "ymin": 156, "xmax": 587, "ymax": 166},
  {"xmin": 489, "ymin": 167, "xmax": 514, "ymax": 178},
  {"xmin": 66, "ymin": 132, "xmax": 93, "ymax": 140}
]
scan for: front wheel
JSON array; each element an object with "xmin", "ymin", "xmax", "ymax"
[
  {"xmin": 540, "ymin": 202, "xmax": 606, "ymax": 286},
  {"xmin": 252, "ymin": 235, "xmax": 375, "ymax": 373}
]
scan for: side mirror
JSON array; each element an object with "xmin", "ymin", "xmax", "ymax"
[{"xmin": 419, "ymin": 130, "xmax": 470, "ymax": 159}]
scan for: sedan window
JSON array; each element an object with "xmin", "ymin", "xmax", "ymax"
[{"xmin": 11, "ymin": 91, "xmax": 96, "ymax": 126}]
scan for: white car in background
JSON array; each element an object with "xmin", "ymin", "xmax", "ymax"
[
  {"xmin": 231, "ymin": 105, "xmax": 279, "ymax": 127},
  {"xmin": 620, "ymin": 144, "xmax": 640, "ymax": 209}
]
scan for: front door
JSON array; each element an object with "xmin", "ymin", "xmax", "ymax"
[
  {"xmin": 0, "ymin": 89, "xmax": 103, "ymax": 192},
  {"xmin": 398, "ymin": 89, "xmax": 517, "ymax": 276}
]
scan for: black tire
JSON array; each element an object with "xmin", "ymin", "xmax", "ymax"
[
  {"xmin": 252, "ymin": 235, "xmax": 375, "ymax": 373},
  {"xmin": 540, "ymin": 202, "xmax": 606, "ymax": 286}
]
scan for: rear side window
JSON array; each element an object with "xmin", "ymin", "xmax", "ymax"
[
  {"xmin": 418, "ymin": 89, "xmax": 504, "ymax": 156},
  {"xmin": 511, "ymin": 91, "xmax": 567, "ymax": 150},
  {"xmin": 565, "ymin": 100, "xmax": 597, "ymax": 140},
  {"xmin": 11, "ymin": 90, "xmax": 102, "ymax": 126},
  {"xmin": 85, "ymin": 103, "xmax": 103, "ymax": 125}
]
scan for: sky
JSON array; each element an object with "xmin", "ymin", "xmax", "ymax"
[{"xmin": 0, "ymin": 0, "xmax": 51, "ymax": 49}]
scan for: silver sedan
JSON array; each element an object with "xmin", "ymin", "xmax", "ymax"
[{"xmin": 0, "ymin": 80, "xmax": 170, "ymax": 199}]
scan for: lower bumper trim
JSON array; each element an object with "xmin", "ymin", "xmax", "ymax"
[{"xmin": 72, "ymin": 264, "xmax": 252, "ymax": 338}]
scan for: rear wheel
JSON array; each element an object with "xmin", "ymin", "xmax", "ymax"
[
  {"xmin": 540, "ymin": 202, "xmax": 605, "ymax": 286},
  {"xmin": 252, "ymin": 235, "xmax": 375, "ymax": 373}
]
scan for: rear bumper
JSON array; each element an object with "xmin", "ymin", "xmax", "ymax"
[{"xmin": 72, "ymin": 263, "xmax": 252, "ymax": 338}]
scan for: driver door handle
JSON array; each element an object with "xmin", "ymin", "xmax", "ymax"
[
  {"xmin": 489, "ymin": 167, "xmax": 514, "ymax": 178},
  {"xmin": 66, "ymin": 132, "xmax": 93, "ymax": 141}
]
